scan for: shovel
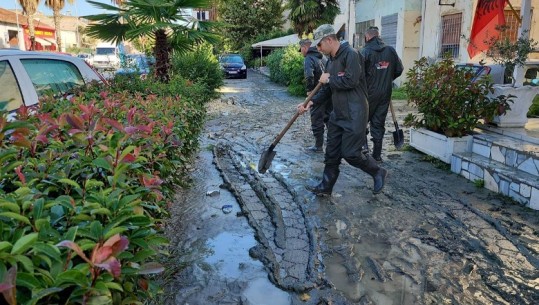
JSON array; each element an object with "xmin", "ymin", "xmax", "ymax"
[
  {"xmin": 389, "ymin": 100, "xmax": 405, "ymax": 150},
  {"xmin": 258, "ymin": 82, "xmax": 323, "ymax": 173}
]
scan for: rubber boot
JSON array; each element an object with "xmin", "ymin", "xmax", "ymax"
[
  {"xmin": 306, "ymin": 165, "xmax": 340, "ymax": 196},
  {"xmin": 348, "ymin": 155, "xmax": 388, "ymax": 194},
  {"xmin": 372, "ymin": 140, "xmax": 383, "ymax": 162},
  {"xmin": 305, "ymin": 134, "xmax": 324, "ymax": 153}
]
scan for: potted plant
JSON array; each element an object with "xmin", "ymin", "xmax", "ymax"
[
  {"xmin": 403, "ymin": 54, "xmax": 513, "ymax": 163},
  {"xmin": 482, "ymin": 27, "xmax": 539, "ymax": 127}
]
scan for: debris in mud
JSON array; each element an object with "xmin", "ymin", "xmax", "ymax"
[
  {"xmin": 358, "ymin": 294, "xmax": 374, "ymax": 305},
  {"xmin": 300, "ymin": 293, "xmax": 311, "ymax": 301},
  {"xmin": 365, "ymin": 256, "xmax": 391, "ymax": 282},
  {"xmin": 222, "ymin": 204, "xmax": 233, "ymax": 214},
  {"xmin": 206, "ymin": 189, "xmax": 220, "ymax": 197}
]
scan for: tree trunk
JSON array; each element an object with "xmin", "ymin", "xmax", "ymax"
[
  {"xmin": 28, "ymin": 13, "xmax": 36, "ymax": 51},
  {"xmin": 53, "ymin": 9, "xmax": 62, "ymax": 51},
  {"xmin": 154, "ymin": 29, "xmax": 170, "ymax": 83}
]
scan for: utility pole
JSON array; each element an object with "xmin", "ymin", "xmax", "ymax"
[{"xmin": 14, "ymin": 0, "xmax": 21, "ymax": 49}]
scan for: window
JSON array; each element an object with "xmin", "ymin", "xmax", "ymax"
[
  {"xmin": 196, "ymin": 10, "xmax": 209, "ymax": 21},
  {"xmin": 354, "ymin": 20, "xmax": 375, "ymax": 49},
  {"xmin": 20, "ymin": 59, "xmax": 85, "ymax": 97},
  {"xmin": 439, "ymin": 13, "xmax": 462, "ymax": 58},
  {"xmin": 501, "ymin": 9, "xmax": 520, "ymax": 42},
  {"xmin": 0, "ymin": 61, "xmax": 24, "ymax": 112},
  {"xmin": 8, "ymin": 30, "xmax": 19, "ymax": 48}
]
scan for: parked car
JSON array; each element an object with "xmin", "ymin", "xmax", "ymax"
[
  {"xmin": 77, "ymin": 53, "xmax": 93, "ymax": 65},
  {"xmin": 115, "ymin": 54, "xmax": 155, "ymax": 78},
  {"xmin": 219, "ymin": 54, "xmax": 247, "ymax": 79},
  {"xmin": 0, "ymin": 49, "xmax": 105, "ymax": 119},
  {"xmin": 456, "ymin": 61, "xmax": 539, "ymax": 85}
]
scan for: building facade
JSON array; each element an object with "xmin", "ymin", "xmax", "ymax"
[
  {"xmin": 0, "ymin": 8, "xmax": 57, "ymax": 51},
  {"xmin": 420, "ymin": 0, "xmax": 539, "ymax": 63},
  {"xmin": 354, "ymin": 0, "xmax": 422, "ymax": 85}
]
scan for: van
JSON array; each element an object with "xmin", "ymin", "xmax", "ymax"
[{"xmin": 92, "ymin": 42, "xmax": 124, "ymax": 71}]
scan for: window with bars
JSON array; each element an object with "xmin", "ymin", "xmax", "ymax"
[
  {"xmin": 439, "ymin": 13, "xmax": 462, "ymax": 58},
  {"xmin": 500, "ymin": 9, "xmax": 520, "ymax": 42},
  {"xmin": 196, "ymin": 10, "xmax": 209, "ymax": 21},
  {"xmin": 354, "ymin": 19, "xmax": 375, "ymax": 49}
]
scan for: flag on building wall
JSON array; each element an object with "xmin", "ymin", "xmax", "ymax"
[{"xmin": 467, "ymin": 0, "xmax": 507, "ymax": 58}]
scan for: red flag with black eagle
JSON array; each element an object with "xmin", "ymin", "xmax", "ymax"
[{"xmin": 467, "ymin": 0, "xmax": 507, "ymax": 58}]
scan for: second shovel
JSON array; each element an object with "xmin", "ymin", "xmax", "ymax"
[{"xmin": 389, "ymin": 100, "xmax": 404, "ymax": 149}]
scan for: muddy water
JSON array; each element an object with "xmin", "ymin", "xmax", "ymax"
[
  {"xmin": 161, "ymin": 71, "xmax": 539, "ymax": 305},
  {"xmin": 162, "ymin": 147, "xmax": 291, "ymax": 305}
]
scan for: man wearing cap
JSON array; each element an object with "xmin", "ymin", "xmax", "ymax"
[
  {"xmin": 297, "ymin": 24, "xmax": 388, "ymax": 195},
  {"xmin": 299, "ymin": 38, "xmax": 332, "ymax": 153},
  {"xmin": 361, "ymin": 26, "xmax": 403, "ymax": 162}
]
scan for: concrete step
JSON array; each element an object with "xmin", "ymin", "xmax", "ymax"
[
  {"xmin": 451, "ymin": 152, "xmax": 539, "ymax": 210},
  {"xmin": 471, "ymin": 130, "xmax": 539, "ymax": 177}
]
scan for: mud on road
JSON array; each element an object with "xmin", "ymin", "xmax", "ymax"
[{"xmin": 161, "ymin": 71, "xmax": 539, "ymax": 305}]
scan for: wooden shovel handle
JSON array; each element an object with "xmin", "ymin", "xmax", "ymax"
[
  {"xmin": 389, "ymin": 100, "xmax": 399, "ymax": 129},
  {"xmin": 271, "ymin": 82, "xmax": 323, "ymax": 147}
]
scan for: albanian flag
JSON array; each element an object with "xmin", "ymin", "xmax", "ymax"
[{"xmin": 467, "ymin": 0, "xmax": 507, "ymax": 58}]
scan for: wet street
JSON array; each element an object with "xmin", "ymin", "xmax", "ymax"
[{"xmin": 161, "ymin": 71, "xmax": 539, "ymax": 305}]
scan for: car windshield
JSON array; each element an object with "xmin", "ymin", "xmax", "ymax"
[
  {"xmin": 95, "ymin": 48, "xmax": 116, "ymax": 55},
  {"xmin": 220, "ymin": 56, "xmax": 243, "ymax": 64}
]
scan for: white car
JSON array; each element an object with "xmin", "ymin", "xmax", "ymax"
[{"xmin": 0, "ymin": 49, "xmax": 105, "ymax": 118}]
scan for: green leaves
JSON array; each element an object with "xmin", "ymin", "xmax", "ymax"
[
  {"xmin": 404, "ymin": 55, "xmax": 513, "ymax": 137},
  {"xmin": 0, "ymin": 64, "xmax": 209, "ymax": 303}
]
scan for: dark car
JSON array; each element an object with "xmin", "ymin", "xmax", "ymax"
[{"xmin": 219, "ymin": 54, "xmax": 247, "ymax": 79}]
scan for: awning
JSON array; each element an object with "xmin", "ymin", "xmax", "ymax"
[
  {"xmin": 34, "ymin": 37, "xmax": 52, "ymax": 46},
  {"xmin": 251, "ymin": 34, "xmax": 300, "ymax": 49}
]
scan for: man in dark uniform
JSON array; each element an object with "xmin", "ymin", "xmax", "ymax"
[
  {"xmin": 361, "ymin": 26, "xmax": 404, "ymax": 162},
  {"xmin": 299, "ymin": 38, "xmax": 332, "ymax": 153},
  {"xmin": 297, "ymin": 24, "xmax": 388, "ymax": 195}
]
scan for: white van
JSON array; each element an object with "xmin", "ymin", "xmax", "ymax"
[{"xmin": 92, "ymin": 43, "xmax": 122, "ymax": 71}]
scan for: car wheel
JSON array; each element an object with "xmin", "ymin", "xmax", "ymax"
[{"xmin": 242, "ymin": 74, "xmax": 247, "ymax": 79}]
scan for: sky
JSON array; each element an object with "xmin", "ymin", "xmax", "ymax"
[{"xmin": 6, "ymin": 0, "xmax": 112, "ymax": 17}]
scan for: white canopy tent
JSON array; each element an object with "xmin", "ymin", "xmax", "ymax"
[
  {"xmin": 251, "ymin": 34, "xmax": 300, "ymax": 49},
  {"xmin": 251, "ymin": 34, "xmax": 301, "ymax": 68}
]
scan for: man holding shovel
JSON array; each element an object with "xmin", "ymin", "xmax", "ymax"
[
  {"xmin": 297, "ymin": 24, "xmax": 388, "ymax": 195},
  {"xmin": 361, "ymin": 26, "xmax": 404, "ymax": 162},
  {"xmin": 299, "ymin": 38, "xmax": 332, "ymax": 153}
]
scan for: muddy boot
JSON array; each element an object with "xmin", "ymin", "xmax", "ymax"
[
  {"xmin": 372, "ymin": 139, "xmax": 383, "ymax": 163},
  {"xmin": 305, "ymin": 134, "xmax": 324, "ymax": 153},
  {"xmin": 306, "ymin": 165, "xmax": 340, "ymax": 196},
  {"xmin": 348, "ymin": 155, "xmax": 388, "ymax": 194}
]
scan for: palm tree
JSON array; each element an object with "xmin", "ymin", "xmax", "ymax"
[
  {"xmin": 18, "ymin": 0, "xmax": 41, "ymax": 50},
  {"xmin": 288, "ymin": 0, "xmax": 340, "ymax": 36},
  {"xmin": 85, "ymin": 0, "xmax": 219, "ymax": 83},
  {"xmin": 44, "ymin": 0, "xmax": 75, "ymax": 51}
]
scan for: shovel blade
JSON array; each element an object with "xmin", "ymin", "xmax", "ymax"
[
  {"xmin": 393, "ymin": 129, "xmax": 405, "ymax": 150},
  {"xmin": 258, "ymin": 149, "xmax": 277, "ymax": 174}
]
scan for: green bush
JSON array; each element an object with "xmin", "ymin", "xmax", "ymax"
[
  {"xmin": 282, "ymin": 45, "xmax": 304, "ymax": 96},
  {"xmin": 266, "ymin": 45, "xmax": 305, "ymax": 96},
  {"xmin": 0, "ymin": 74, "xmax": 208, "ymax": 304},
  {"xmin": 391, "ymin": 87, "xmax": 408, "ymax": 100},
  {"xmin": 266, "ymin": 48, "xmax": 287, "ymax": 85},
  {"xmin": 170, "ymin": 44, "xmax": 224, "ymax": 100},
  {"xmin": 527, "ymin": 94, "xmax": 539, "ymax": 117},
  {"xmin": 404, "ymin": 55, "xmax": 513, "ymax": 137}
]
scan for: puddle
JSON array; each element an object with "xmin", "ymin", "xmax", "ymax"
[
  {"xmin": 243, "ymin": 278, "xmax": 291, "ymax": 305},
  {"xmin": 163, "ymin": 143, "xmax": 291, "ymax": 304},
  {"xmin": 204, "ymin": 231, "xmax": 259, "ymax": 279}
]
